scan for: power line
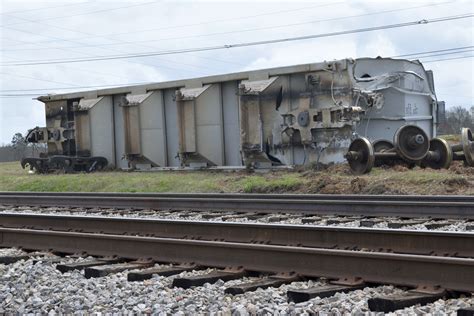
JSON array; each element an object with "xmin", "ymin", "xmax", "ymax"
[
  {"xmin": 392, "ymin": 45, "xmax": 474, "ymax": 57},
  {"xmin": 1, "ymin": 23, "xmax": 215, "ymax": 75},
  {"xmin": 0, "ymin": 1, "xmax": 359, "ymax": 76},
  {"xmin": 0, "ymin": 2, "xmax": 342, "ymax": 75},
  {"xmin": 421, "ymin": 55, "xmax": 474, "ymax": 63},
  {"xmin": 0, "ymin": 1, "xmax": 454, "ymax": 76},
  {"xmin": 0, "ymin": 1, "xmax": 161, "ymax": 28},
  {"xmin": 1, "ymin": 24, "xmax": 222, "ymax": 75},
  {"xmin": 1, "ymin": 2, "xmax": 242, "ymax": 74},
  {"xmin": 0, "ymin": 71, "xmax": 80, "ymax": 87},
  {"xmin": 407, "ymin": 49, "xmax": 474, "ymax": 59},
  {"xmin": 0, "ymin": 82, "xmax": 156, "ymax": 92},
  {"xmin": 1, "ymin": 16, "xmax": 215, "ymax": 78},
  {"xmin": 0, "ymin": 35, "xmax": 163, "ymax": 82},
  {"xmin": 2, "ymin": 13, "xmax": 472, "ymax": 67},
  {"xmin": 1, "ymin": 47, "xmax": 472, "ymax": 96},
  {"xmin": 0, "ymin": 2, "xmax": 90, "ymax": 15},
  {"xmin": 0, "ymin": 94, "xmax": 53, "ymax": 97},
  {"xmin": 2, "ymin": 2, "xmax": 344, "ymax": 48},
  {"xmin": 0, "ymin": 1, "xmax": 453, "ymax": 52}
]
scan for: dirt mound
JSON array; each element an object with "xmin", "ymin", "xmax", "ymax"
[
  {"xmin": 359, "ymin": 183, "xmax": 406, "ymax": 195},
  {"xmin": 442, "ymin": 177, "xmax": 470, "ymax": 187},
  {"xmin": 350, "ymin": 177, "xmax": 367, "ymax": 193},
  {"xmin": 449, "ymin": 161, "xmax": 474, "ymax": 175}
]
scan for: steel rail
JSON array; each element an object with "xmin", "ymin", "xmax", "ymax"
[
  {"xmin": 1, "ymin": 191, "xmax": 474, "ymax": 202},
  {"xmin": 1, "ymin": 227, "xmax": 473, "ymax": 292},
  {"xmin": 0, "ymin": 193, "xmax": 473, "ymax": 219},
  {"xmin": 1, "ymin": 213, "xmax": 473, "ymax": 257}
]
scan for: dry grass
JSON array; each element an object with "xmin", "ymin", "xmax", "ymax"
[{"xmin": 0, "ymin": 160, "xmax": 472, "ymax": 195}]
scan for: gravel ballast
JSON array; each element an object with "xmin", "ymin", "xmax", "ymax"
[
  {"xmin": 0, "ymin": 248, "xmax": 472, "ymax": 314},
  {"xmin": 1, "ymin": 205, "xmax": 472, "ymax": 232}
]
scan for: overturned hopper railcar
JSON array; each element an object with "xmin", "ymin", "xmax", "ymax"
[{"xmin": 22, "ymin": 57, "xmax": 442, "ymax": 172}]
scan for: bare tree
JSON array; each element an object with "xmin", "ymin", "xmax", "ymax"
[{"xmin": 440, "ymin": 106, "xmax": 474, "ymax": 135}]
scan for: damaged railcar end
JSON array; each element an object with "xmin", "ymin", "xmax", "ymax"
[{"xmin": 22, "ymin": 57, "xmax": 441, "ymax": 173}]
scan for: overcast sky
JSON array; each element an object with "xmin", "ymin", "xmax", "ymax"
[{"xmin": 0, "ymin": 0, "xmax": 473, "ymax": 145}]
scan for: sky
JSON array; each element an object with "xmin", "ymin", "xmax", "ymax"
[{"xmin": 0, "ymin": 0, "xmax": 473, "ymax": 145}]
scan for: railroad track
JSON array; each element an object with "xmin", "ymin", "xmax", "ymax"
[
  {"xmin": 0, "ymin": 213, "xmax": 472, "ymax": 257},
  {"xmin": 1, "ymin": 193, "xmax": 473, "ymax": 312},
  {"xmin": 0, "ymin": 212, "xmax": 473, "ymax": 312},
  {"xmin": 1, "ymin": 192, "xmax": 474, "ymax": 219}
]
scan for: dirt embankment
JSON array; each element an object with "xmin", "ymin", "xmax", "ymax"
[{"xmin": 241, "ymin": 162, "xmax": 474, "ymax": 195}]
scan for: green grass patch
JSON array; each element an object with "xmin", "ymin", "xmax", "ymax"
[
  {"xmin": 239, "ymin": 174, "xmax": 304, "ymax": 193},
  {"xmin": 0, "ymin": 162, "xmax": 228, "ymax": 193},
  {"xmin": 0, "ymin": 161, "xmax": 471, "ymax": 195}
]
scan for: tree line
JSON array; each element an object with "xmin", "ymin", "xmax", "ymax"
[
  {"xmin": 438, "ymin": 106, "xmax": 474, "ymax": 135},
  {"xmin": 0, "ymin": 133, "xmax": 46, "ymax": 162}
]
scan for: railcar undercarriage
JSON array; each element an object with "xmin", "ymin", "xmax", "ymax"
[{"xmin": 21, "ymin": 156, "xmax": 108, "ymax": 174}]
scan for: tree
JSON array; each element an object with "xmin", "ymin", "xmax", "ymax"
[
  {"xmin": 11, "ymin": 133, "xmax": 27, "ymax": 160},
  {"xmin": 440, "ymin": 106, "xmax": 474, "ymax": 135}
]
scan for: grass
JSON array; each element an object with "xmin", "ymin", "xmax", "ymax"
[
  {"xmin": 240, "ymin": 174, "xmax": 303, "ymax": 193},
  {"xmin": 0, "ymin": 162, "xmax": 225, "ymax": 193},
  {"xmin": 0, "ymin": 160, "xmax": 472, "ymax": 195}
]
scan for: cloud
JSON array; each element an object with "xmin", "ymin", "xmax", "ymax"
[
  {"xmin": 0, "ymin": 0, "xmax": 473, "ymax": 144},
  {"xmin": 242, "ymin": 39, "xmax": 358, "ymax": 70},
  {"xmin": 357, "ymin": 33, "xmax": 398, "ymax": 57}
]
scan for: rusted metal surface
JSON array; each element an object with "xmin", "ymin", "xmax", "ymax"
[
  {"xmin": 0, "ymin": 192, "xmax": 473, "ymax": 219},
  {"xmin": 25, "ymin": 58, "xmax": 439, "ymax": 170},
  {"xmin": 1, "ymin": 191, "xmax": 472, "ymax": 201},
  {"xmin": 1, "ymin": 213, "xmax": 473, "ymax": 257},
  {"xmin": 1, "ymin": 227, "xmax": 473, "ymax": 292}
]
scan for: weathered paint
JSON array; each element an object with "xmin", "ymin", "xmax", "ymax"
[{"xmin": 33, "ymin": 58, "xmax": 438, "ymax": 169}]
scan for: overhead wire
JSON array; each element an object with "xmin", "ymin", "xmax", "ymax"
[
  {"xmin": 1, "ymin": 1, "xmax": 455, "ymax": 51},
  {"xmin": 0, "ymin": 1, "xmax": 162, "ymax": 27},
  {"xmin": 2, "ymin": 13, "xmax": 472, "ymax": 67},
  {"xmin": 0, "ymin": 2, "xmax": 353, "ymax": 72},
  {"xmin": 0, "ymin": 2, "xmax": 356, "ymax": 98},
  {"xmin": 1, "ymin": 24, "xmax": 215, "ymax": 75},
  {"xmin": 1, "ymin": 10, "xmax": 223, "ymax": 73},
  {"xmin": 2, "ymin": 2, "xmax": 345, "ymax": 47},
  {"xmin": 0, "ymin": 71, "xmax": 80, "ymax": 88},
  {"xmin": 407, "ymin": 49, "xmax": 474, "ymax": 59},
  {"xmin": 392, "ymin": 45, "xmax": 474, "ymax": 57},
  {"xmin": 1, "ymin": 44, "xmax": 473, "ymax": 94},
  {"xmin": 0, "ymin": 37, "xmax": 143, "ymax": 83},
  {"xmin": 0, "ymin": 2, "xmax": 90, "ymax": 15},
  {"xmin": 421, "ymin": 55, "xmax": 474, "ymax": 63},
  {"xmin": 0, "ymin": 1, "xmax": 460, "ymax": 76},
  {"xmin": 1, "ymin": 47, "xmax": 472, "ymax": 97},
  {"xmin": 1, "ymin": 3, "xmax": 471, "ymax": 98},
  {"xmin": 1, "ymin": 0, "xmax": 315, "ymax": 73},
  {"xmin": 0, "ymin": 1, "xmax": 451, "ymax": 51},
  {"xmin": 0, "ymin": 3, "xmax": 216, "ymax": 84},
  {"xmin": 0, "ymin": 82, "xmax": 156, "ymax": 92}
]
